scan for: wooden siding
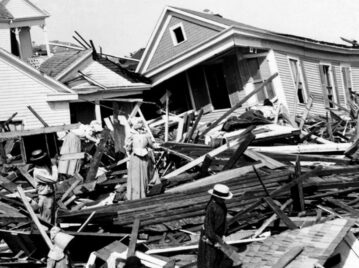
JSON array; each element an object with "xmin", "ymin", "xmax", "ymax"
[
  {"xmin": 0, "ymin": 29, "xmax": 10, "ymax": 52},
  {"xmin": 352, "ymin": 66, "xmax": 359, "ymax": 94},
  {"xmin": 5, "ymin": 0, "xmax": 43, "ymax": 19},
  {"xmin": 0, "ymin": 57, "xmax": 71, "ymax": 129},
  {"xmin": 147, "ymin": 16, "xmax": 219, "ymax": 71}
]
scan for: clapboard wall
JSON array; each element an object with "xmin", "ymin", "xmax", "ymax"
[{"xmin": 0, "ymin": 52, "xmax": 71, "ymax": 129}]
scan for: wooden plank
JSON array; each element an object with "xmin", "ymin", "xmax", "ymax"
[
  {"xmin": 249, "ymin": 143, "xmax": 351, "ymax": 154},
  {"xmin": 324, "ymin": 197, "xmax": 359, "ymax": 217},
  {"xmin": 0, "ymin": 175, "xmax": 18, "ymax": 193},
  {"xmin": 271, "ymin": 246, "xmax": 304, "ymax": 268},
  {"xmin": 299, "ymin": 96, "xmax": 313, "ymax": 130},
  {"xmin": 0, "ymin": 123, "xmax": 81, "ymax": 140},
  {"xmin": 263, "ymin": 196, "xmax": 297, "ymax": 230},
  {"xmin": 59, "ymin": 152, "xmax": 85, "ymax": 161},
  {"xmin": 244, "ymin": 149, "xmax": 285, "ymax": 169},
  {"xmin": 228, "ymin": 166, "xmax": 322, "ymax": 226},
  {"xmin": 60, "ymin": 175, "xmax": 82, "ymax": 202},
  {"xmin": 253, "ymin": 199, "xmax": 293, "ymax": 238},
  {"xmin": 200, "ymin": 72, "xmax": 278, "ymax": 137},
  {"xmin": 16, "ymin": 167, "xmax": 36, "ymax": 188},
  {"xmin": 185, "ymin": 108, "xmax": 203, "ymax": 142},
  {"xmin": 291, "ymin": 156, "xmax": 304, "ymax": 212},
  {"xmin": 223, "ymin": 132, "xmax": 255, "ymax": 170},
  {"xmin": 77, "ymin": 211, "xmax": 96, "ymax": 232},
  {"xmin": 200, "ymin": 154, "xmax": 213, "ymax": 176},
  {"xmin": 86, "ymin": 129, "xmax": 111, "ymax": 182},
  {"xmin": 163, "ymin": 136, "xmax": 247, "ymax": 179},
  {"xmin": 27, "ymin": 106, "xmax": 49, "ymax": 127},
  {"xmin": 165, "ymin": 90, "xmax": 170, "ymax": 142},
  {"xmin": 127, "ymin": 218, "xmax": 140, "ymax": 257},
  {"xmin": 17, "ymin": 186, "xmax": 54, "ymax": 249}
]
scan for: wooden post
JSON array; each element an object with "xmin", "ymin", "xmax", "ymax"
[
  {"xmin": 327, "ymin": 112, "xmax": 334, "ymax": 141},
  {"xmin": 222, "ymin": 132, "xmax": 255, "ymax": 170},
  {"xmin": 127, "ymin": 218, "xmax": 140, "ymax": 257},
  {"xmin": 290, "ymin": 156, "xmax": 305, "ymax": 212},
  {"xmin": 86, "ymin": 129, "xmax": 111, "ymax": 182},
  {"xmin": 17, "ymin": 186, "xmax": 54, "ymax": 249},
  {"xmin": 263, "ymin": 196, "xmax": 297, "ymax": 230},
  {"xmin": 185, "ymin": 109, "xmax": 203, "ymax": 142},
  {"xmin": 165, "ymin": 90, "xmax": 170, "ymax": 142},
  {"xmin": 27, "ymin": 106, "xmax": 49, "ymax": 127}
]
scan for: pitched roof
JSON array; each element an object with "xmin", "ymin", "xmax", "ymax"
[
  {"xmin": 39, "ymin": 50, "xmax": 90, "ymax": 78},
  {"xmin": 0, "ymin": 2, "xmax": 13, "ymax": 20},
  {"xmin": 64, "ymin": 56, "xmax": 150, "ymax": 94},
  {"xmin": 237, "ymin": 219, "xmax": 354, "ymax": 268},
  {"xmin": 172, "ymin": 6, "xmax": 356, "ymax": 50},
  {"xmin": 1, "ymin": 0, "xmax": 48, "ymax": 20}
]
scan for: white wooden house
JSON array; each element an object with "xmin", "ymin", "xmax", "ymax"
[{"xmin": 137, "ymin": 6, "xmax": 359, "ymax": 116}]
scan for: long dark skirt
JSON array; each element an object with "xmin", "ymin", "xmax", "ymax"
[{"xmin": 197, "ymin": 234, "xmax": 224, "ymax": 268}]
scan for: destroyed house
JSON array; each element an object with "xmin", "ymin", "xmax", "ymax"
[
  {"xmin": 137, "ymin": 6, "xmax": 359, "ymax": 116},
  {"xmin": 39, "ymin": 49, "xmax": 151, "ymax": 124}
]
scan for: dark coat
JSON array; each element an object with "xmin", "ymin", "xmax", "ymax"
[{"xmin": 197, "ymin": 197, "xmax": 227, "ymax": 268}]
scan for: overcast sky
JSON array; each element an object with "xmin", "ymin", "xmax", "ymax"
[{"xmin": 31, "ymin": 0, "xmax": 359, "ymax": 57}]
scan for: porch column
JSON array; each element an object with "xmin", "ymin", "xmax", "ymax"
[
  {"xmin": 95, "ymin": 101, "xmax": 102, "ymax": 124},
  {"xmin": 41, "ymin": 24, "xmax": 51, "ymax": 57},
  {"xmin": 13, "ymin": 28, "xmax": 22, "ymax": 58}
]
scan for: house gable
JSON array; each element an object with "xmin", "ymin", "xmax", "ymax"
[
  {"xmin": 2, "ymin": 0, "xmax": 48, "ymax": 20},
  {"xmin": 147, "ymin": 14, "xmax": 222, "ymax": 71},
  {"xmin": 0, "ymin": 54, "xmax": 71, "ymax": 128},
  {"xmin": 137, "ymin": 6, "xmax": 226, "ymax": 74}
]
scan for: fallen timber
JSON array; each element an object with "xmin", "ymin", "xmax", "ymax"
[{"xmin": 58, "ymin": 165, "xmax": 359, "ymax": 229}]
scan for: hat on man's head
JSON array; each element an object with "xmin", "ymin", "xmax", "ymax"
[
  {"xmin": 30, "ymin": 149, "xmax": 47, "ymax": 162},
  {"xmin": 208, "ymin": 184, "xmax": 233, "ymax": 199},
  {"xmin": 131, "ymin": 117, "xmax": 144, "ymax": 130}
]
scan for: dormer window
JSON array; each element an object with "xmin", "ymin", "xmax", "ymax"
[{"xmin": 170, "ymin": 23, "xmax": 187, "ymax": 46}]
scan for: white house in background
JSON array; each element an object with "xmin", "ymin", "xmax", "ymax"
[{"xmin": 0, "ymin": 0, "xmax": 51, "ymax": 60}]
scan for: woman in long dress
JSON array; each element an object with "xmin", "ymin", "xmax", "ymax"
[{"xmin": 125, "ymin": 119, "xmax": 155, "ymax": 200}]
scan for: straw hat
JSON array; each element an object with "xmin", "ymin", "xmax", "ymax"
[
  {"xmin": 30, "ymin": 149, "xmax": 47, "ymax": 162},
  {"xmin": 208, "ymin": 184, "xmax": 233, "ymax": 200}
]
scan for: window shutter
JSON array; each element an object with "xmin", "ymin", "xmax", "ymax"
[{"xmin": 319, "ymin": 65, "xmax": 329, "ymax": 108}]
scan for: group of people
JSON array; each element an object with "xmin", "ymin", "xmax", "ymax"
[{"xmin": 27, "ymin": 115, "xmax": 233, "ymax": 267}]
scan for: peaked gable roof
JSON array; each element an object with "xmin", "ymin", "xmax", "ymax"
[
  {"xmin": 0, "ymin": 47, "xmax": 74, "ymax": 94},
  {"xmin": 0, "ymin": 2, "xmax": 12, "ymax": 20},
  {"xmin": 1, "ymin": 0, "xmax": 48, "ymax": 20}
]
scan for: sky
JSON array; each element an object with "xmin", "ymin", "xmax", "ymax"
[{"xmin": 31, "ymin": 0, "xmax": 359, "ymax": 57}]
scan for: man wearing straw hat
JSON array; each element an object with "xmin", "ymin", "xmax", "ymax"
[{"xmin": 197, "ymin": 184, "xmax": 232, "ymax": 268}]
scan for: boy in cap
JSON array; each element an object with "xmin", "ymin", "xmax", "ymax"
[{"xmin": 197, "ymin": 184, "xmax": 232, "ymax": 268}]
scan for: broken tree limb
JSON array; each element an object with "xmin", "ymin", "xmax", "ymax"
[
  {"xmin": 200, "ymin": 72, "xmax": 278, "ymax": 137},
  {"xmin": 17, "ymin": 186, "xmax": 54, "ymax": 249}
]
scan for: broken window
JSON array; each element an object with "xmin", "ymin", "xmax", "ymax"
[
  {"xmin": 170, "ymin": 23, "xmax": 187, "ymax": 45},
  {"xmin": 247, "ymin": 57, "xmax": 275, "ymax": 103},
  {"xmin": 341, "ymin": 66, "xmax": 352, "ymax": 105},
  {"xmin": 319, "ymin": 64, "xmax": 338, "ymax": 108},
  {"xmin": 289, "ymin": 58, "xmax": 308, "ymax": 104}
]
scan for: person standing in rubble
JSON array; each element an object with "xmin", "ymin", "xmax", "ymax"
[
  {"xmin": 31, "ymin": 149, "xmax": 58, "ymax": 224},
  {"xmin": 125, "ymin": 118, "xmax": 156, "ymax": 200},
  {"xmin": 197, "ymin": 184, "xmax": 232, "ymax": 268}
]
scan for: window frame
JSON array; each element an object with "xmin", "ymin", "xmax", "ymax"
[
  {"xmin": 340, "ymin": 64, "xmax": 353, "ymax": 106},
  {"xmin": 169, "ymin": 23, "xmax": 187, "ymax": 46},
  {"xmin": 287, "ymin": 56, "xmax": 308, "ymax": 104},
  {"xmin": 319, "ymin": 63, "xmax": 339, "ymax": 108}
]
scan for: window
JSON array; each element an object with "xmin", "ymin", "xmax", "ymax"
[
  {"xmin": 289, "ymin": 58, "xmax": 308, "ymax": 104},
  {"xmin": 319, "ymin": 64, "xmax": 338, "ymax": 108},
  {"xmin": 247, "ymin": 57, "xmax": 275, "ymax": 102},
  {"xmin": 341, "ymin": 66, "xmax": 352, "ymax": 105},
  {"xmin": 170, "ymin": 23, "xmax": 187, "ymax": 46}
]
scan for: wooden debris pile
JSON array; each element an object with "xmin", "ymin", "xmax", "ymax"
[{"xmin": 2, "ymin": 77, "xmax": 359, "ymax": 266}]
